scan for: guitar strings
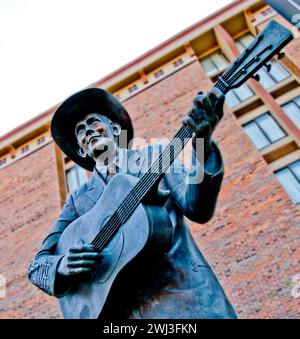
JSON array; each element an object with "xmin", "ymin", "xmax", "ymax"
[
  {"xmin": 112, "ymin": 127, "xmax": 187, "ymax": 219},
  {"xmin": 116, "ymin": 138, "xmax": 182, "ymax": 220},
  {"xmin": 92, "ymin": 41, "xmax": 264, "ymax": 249},
  {"xmin": 92, "ymin": 125, "xmax": 192, "ymax": 250},
  {"xmin": 93, "ymin": 125, "xmax": 189, "ymax": 241},
  {"xmin": 92, "ymin": 178, "xmax": 161, "ymax": 248},
  {"xmin": 92, "ymin": 128, "xmax": 191, "ymax": 250},
  {"xmin": 92, "ymin": 37, "xmax": 279, "ymax": 251},
  {"xmin": 93, "ymin": 38, "xmax": 271, "ymax": 249}
]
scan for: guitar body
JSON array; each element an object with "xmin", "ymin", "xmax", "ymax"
[{"xmin": 55, "ymin": 173, "xmax": 174, "ymax": 319}]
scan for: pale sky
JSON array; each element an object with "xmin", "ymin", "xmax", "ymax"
[{"xmin": 0, "ymin": 0, "xmax": 233, "ymax": 137}]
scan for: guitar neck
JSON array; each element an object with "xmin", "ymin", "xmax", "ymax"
[
  {"xmin": 91, "ymin": 36, "xmax": 272, "ymax": 251},
  {"xmin": 91, "ymin": 82, "xmax": 226, "ymax": 251},
  {"xmin": 90, "ymin": 74, "xmax": 273, "ymax": 249},
  {"xmin": 90, "ymin": 73, "xmax": 257, "ymax": 251},
  {"xmin": 91, "ymin": 123, "xmax": 197, "ymax": 250},
  {"xmin": 91, "ymin": 19, "xmax": 294, "ymax": 251},
  {"xmin": 214, "ymin": 78, "xmax": 231, "ymax": 95}
]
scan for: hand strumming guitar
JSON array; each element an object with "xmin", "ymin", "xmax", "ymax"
[{"xmin": 57, "ymin": 244, "xmax": 103, "ymax": 277}]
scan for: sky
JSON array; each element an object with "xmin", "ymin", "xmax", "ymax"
[{"xmin": 0, "ymin": 0, "xmax": 233, "ymax": 137}]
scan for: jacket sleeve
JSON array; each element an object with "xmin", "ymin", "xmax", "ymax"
[
  {"xmin": 28, "ymin": 193, "xmax": 78, "ymax": 297},
  {"xmin": 162, "ymin": 140, "xmax": 224, "ymax": 224}
]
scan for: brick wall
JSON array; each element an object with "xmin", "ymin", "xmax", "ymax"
[
  {"xmin": 0, "ymin": 143, "xmax": 61, "ymax": 318},
  {"xmin": 1, "ymin": 59, "xmax": 300, "ymax": 319}
]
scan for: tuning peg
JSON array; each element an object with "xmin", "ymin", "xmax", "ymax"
[
  {"xmin": 265, "ymin": 63, "xmax": 272, "ymax": 72},
  {"xmin": 277, "ymin": 52, "xmax": 285, "ymax": 60},
  {"xmin": 252, "ymin": 74, "xmax": 260, "ymax": 82}
]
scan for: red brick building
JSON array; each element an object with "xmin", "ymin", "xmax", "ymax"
[{"xmin": 1, "ymin": 0, "xmax": 300, "ymax": 318}]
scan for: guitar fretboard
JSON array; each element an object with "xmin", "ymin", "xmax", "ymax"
[
  {"xmin": 91, "ymin": 123, "xmax": 194, "ymax": 251},
  {"xmin": 91, "ymin": 20, "xmax": 294, "ymax": 251}
]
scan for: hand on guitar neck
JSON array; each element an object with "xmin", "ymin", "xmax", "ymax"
[
  {"xmin": 183, "ymin": 88, "xmax": 225, "ymax": 161},
  {"xmin": 183, "ymin": 19, "xmax": 294, "ymax": 163}
]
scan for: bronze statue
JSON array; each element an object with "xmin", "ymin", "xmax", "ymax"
[
  {"xmin": 28, "ymin": 87, "xmax": 237, "ymax": 319},
  {"xmin": 27, "ymin": 21, "xmax": 295, "ymax": 319}
]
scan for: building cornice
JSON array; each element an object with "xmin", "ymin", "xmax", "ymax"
[
  {"xmin": 0, "ymin": 0, "xmax": 260, "ymax": 151},
  {"xmin": 89, "ymin": 0, "xmax": 259, "ymax": 90}
]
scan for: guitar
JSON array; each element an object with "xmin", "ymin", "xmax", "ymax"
[{"xmin": 55, "ymin": 20, "xmax": 293, "ymax": 319}]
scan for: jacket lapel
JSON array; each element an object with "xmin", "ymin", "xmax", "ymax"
[{"xmin": 85, "ymin": 169, "xmax": 106, "ymax": 204}]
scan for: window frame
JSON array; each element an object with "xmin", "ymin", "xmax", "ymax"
[
  {"xmin": 225, "ymin": 84, "xmax": 255, "ymax": 108},
  {"xmin": 275, "ymin": 160, "xmax": 300, "ymax": 205},
  {"xmin": 200, "ymin": 52, "xmax": 229, "ymax": 78},
  {"xmin": 281, "ymin": 95, "xmax": 300, "ymax": 129},
  {"xmin": 243, "ymin": 112, "xmax": 287, "ymax": 151}
]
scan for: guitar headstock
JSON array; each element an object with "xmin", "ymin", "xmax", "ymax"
[{"xmin": 215, "ymin": 20, "xmax": 294, "ymax": 94}]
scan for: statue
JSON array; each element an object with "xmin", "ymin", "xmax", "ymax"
[{"xmin": 28, "ymin": 88, "xmax": 237, "ymax": 319}]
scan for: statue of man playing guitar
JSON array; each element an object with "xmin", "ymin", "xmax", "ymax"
[{"xmin": 28, "ymin": 87, "xmax": 237, "ymax": 319}]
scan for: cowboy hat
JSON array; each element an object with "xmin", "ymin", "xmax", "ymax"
[{"xmin": 51, "ymin": 88, "xmax": 134, "ymax": 171}]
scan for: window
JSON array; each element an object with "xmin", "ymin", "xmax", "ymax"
[
  {"xmin": 254, "ymin": 59, "xmax": 290, "ymax": 89},
  {"xmin": 282, "ymin": 96, "xmax": 300, "ymax": 128},
  {"xmin": 154, "ymin": 69, "xmax": 164, "ymax": 78},
  {"xmin": 66, "ymin": 165, "xmax": 88, "ymax": 194},
  {"xmin": 225, "ymin": 83, "xmax": 254, "ymax": 108},
  {"xmin": 173, "ymin": 58, "xmax": 184, "ymax": 68},
  {"xmin": 128, "ymin": 84, "xmax": 138, "ymax": 94},
  {"xmin": 37, "ymin": 136, "xmax": 45, "ymax": 145},
  {"xmin": 200, "ymin": 52, "xmax": 229, "ymax": 77},
  {"xmin": 21, "ymin": 145, "xmax": 29, "ymax": 153},
  {"xmin": 275, "ymin": 160, "xmax": 300, "ymax": 204},
  {"xmin": 261, "ymin": 7, "xmax": 273, "ymax": 16},
  {"xmin": 243, "ymin": 113, "xmax": 286, "ymax": 150},
  {"xmin": 236, "ymin": 34, "xmax": 290, "ymax": 89}
]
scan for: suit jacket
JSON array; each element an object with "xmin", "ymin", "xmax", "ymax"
[{"xmin": 28, "ymin": 141, "xmax": 237, "ymax": 319}]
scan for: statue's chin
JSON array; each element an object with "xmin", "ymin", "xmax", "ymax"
[{"xmin": 92, "ymin": 139, "xmax": 116, "ymax": 164}]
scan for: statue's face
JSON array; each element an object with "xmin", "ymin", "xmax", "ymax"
[{"xmin": 75, "ymin": 113, "xmax": 119, "ymax": 164}]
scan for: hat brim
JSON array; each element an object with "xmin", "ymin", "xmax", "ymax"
[{"xmin": 51, "ymin": 88, "xmax": 134, "ymax": 171}]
